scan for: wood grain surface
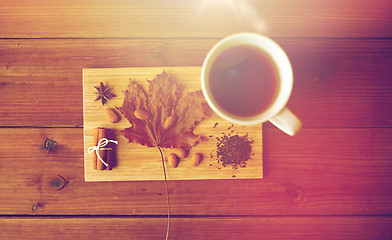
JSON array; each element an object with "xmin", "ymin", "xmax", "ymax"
[
  {"xmin": 1, "ymin": 216, "xmax": 391, "ymax": 240},
  {"xmin": 0, "ymin": 0, "xmax": 392, "ymax": 38},
  {"xmin": 1, "ymin": 0, "xmax": 392, "ymax": 238},
  {"xmin": 83, "ymin": 67, "xmax": 262, "ymax": 181},
  {"xmin": 1, "ymin": 39, "xmax": 392, "ymax": 128},
  {"xmin": 1, "ymin": 127, "xmax": 391, "ymax": 215}
]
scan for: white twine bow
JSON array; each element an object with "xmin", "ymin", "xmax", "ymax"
[{"xmin": 88, "ymin": 138, "xmax": 118, "ymax": 167}]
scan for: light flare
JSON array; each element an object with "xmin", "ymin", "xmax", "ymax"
[{"xmin": 192, "ymin": 0, "xmax": 267, "ymax": 33}]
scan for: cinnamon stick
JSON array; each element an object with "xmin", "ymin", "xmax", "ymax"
[
  {"xmin": 93, "ymin": 128, "xmax": 99, "ymax": 170},
  {"xmin": 97, "ymin": 128, "xmax": 107, "ymax": 170},
  {"xmin": 105, "ymin": 129, "xmax": 116, "ymax": 171}
]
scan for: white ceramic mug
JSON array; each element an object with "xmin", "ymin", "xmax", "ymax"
[{"xmin": 201, "ymin": 32, "xmax": 302, "ymax": 136}]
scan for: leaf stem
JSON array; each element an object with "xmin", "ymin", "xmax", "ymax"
[{"xmin": 157, "ymin": 146, "xmax": 170, "ymax": 240}]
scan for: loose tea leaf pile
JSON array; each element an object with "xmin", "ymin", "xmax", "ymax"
[
  {"xmin": 117, "ymin": 72, "xmax": 211, "ymax": 149},
  {"xmin": 216, "ymin": 133, "xmax": 254, "ymax": 170}
]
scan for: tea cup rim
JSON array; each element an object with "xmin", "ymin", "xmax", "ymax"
[{"xmin": 201, "ymin": 32, "xmax": 293, "ymax": 125}]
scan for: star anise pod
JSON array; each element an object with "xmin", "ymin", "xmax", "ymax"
[{"xmin": 94, "ymin": 82, "xmax": 116, "ymax": 105}]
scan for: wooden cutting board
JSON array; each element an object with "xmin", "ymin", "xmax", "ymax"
[{"xmin": 83, "ymin": 67, "xmax": 262, "ymax": 181}]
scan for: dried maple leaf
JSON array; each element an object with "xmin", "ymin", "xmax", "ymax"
[{"xmin": 117, "ymin": 72, "xmax": 211, "ymax": 149}]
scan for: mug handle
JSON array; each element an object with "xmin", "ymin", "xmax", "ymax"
[{"xmin": 269, "ymin": 107, "xmax": 302, "ymax": 136}]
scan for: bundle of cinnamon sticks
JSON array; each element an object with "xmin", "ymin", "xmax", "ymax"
[{"xmin": 93, "ymin": 128, "xmax": 117, "ymax": 170}]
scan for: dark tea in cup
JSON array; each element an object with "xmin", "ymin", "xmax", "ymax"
[
  {"xmin": 201, "ymin": 32, "xmax": 302, "ymax": 136},
  {"xmin": 208, "ymin": 45, "xmax": 280, "ymax": 117}
]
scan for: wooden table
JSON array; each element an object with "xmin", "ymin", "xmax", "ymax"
[{"xmin": 1, "ymin": 0, "xmax": 392, "ymax": 239}]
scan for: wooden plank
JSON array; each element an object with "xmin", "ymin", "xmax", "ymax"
[
  {"xmin": 1, "ymin": 216, "xmax": 391, "ymax": 240},
  {"xmin": 82, "ymin": 67, "xmax": 262, "ymax": 181},
  {"xmin": 1, "ymin": 39, "xmax": 392, "ymax": 128},
  {"xmin": 0, "ymin": 127, "xmax": 391, "ymax": 215},
  {"xmin": 0, "ymin": 0, "xmax": 392, "ymax": 38}
]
